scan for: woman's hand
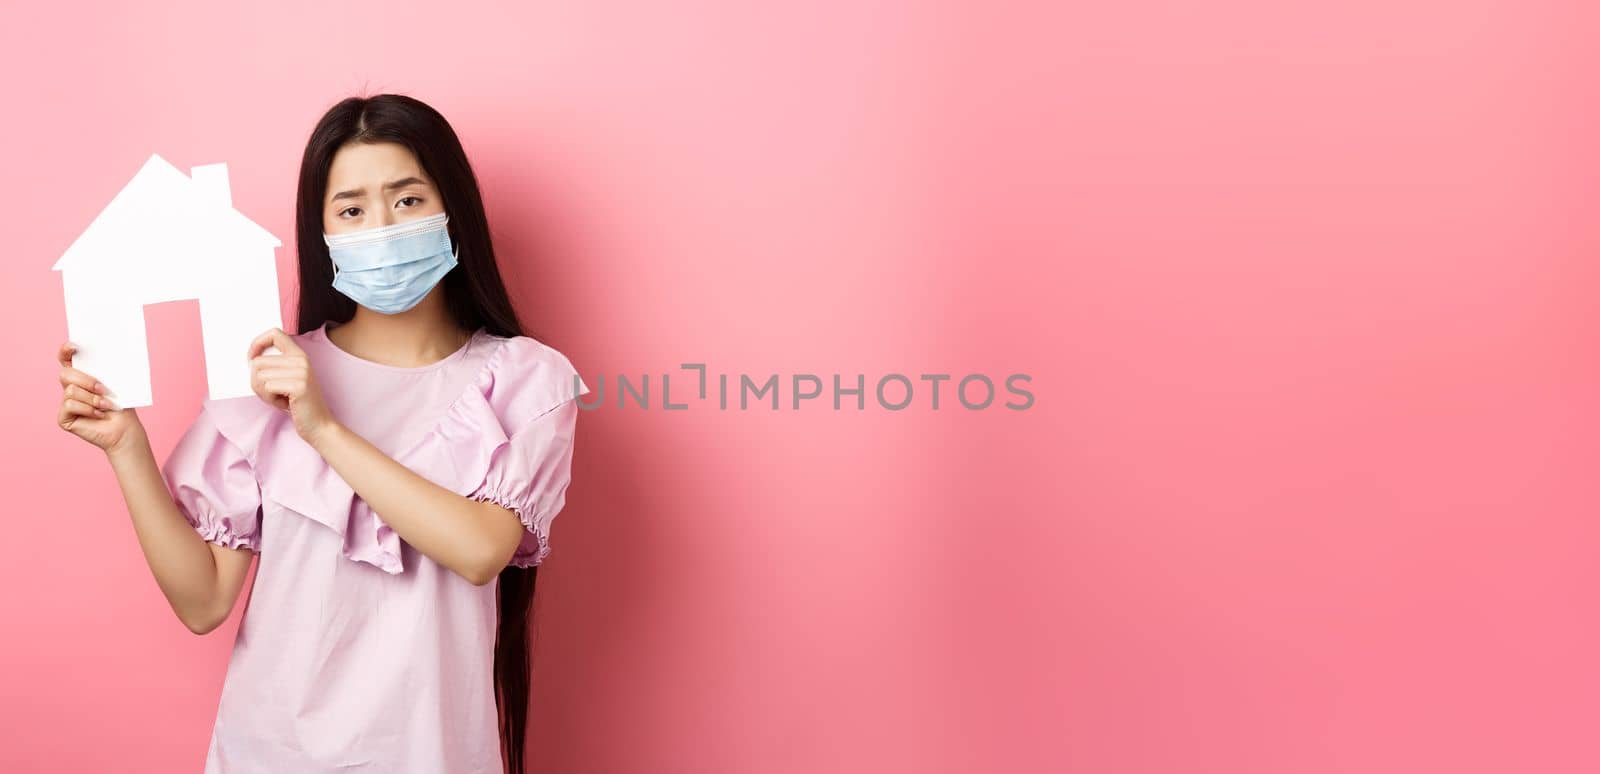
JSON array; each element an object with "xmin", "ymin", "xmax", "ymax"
[
  {"xmin": 249, "ymin": 328, "xmax": 341, "ymax": 446},
  {"xmin": 57, "ymin": 341, "xmax": 146, "ymax": 455}
]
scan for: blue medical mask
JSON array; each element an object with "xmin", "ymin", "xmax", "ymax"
[{"xmin": 323, "ymin": 212, "xmax": 459, "ymax": 315}]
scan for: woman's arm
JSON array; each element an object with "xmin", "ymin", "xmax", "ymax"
[
  {"xmin": 248, "ymin": 328, "xmax": 520, "ymax": 585},
  {"xmin": 306, "ymin": 423, "xmax": 523, "ymax": 585},
  {"xmin": 106, "ymin": 429, "xmax": 256, "ymax": 633},
  {"xmin": 57, "ymin": 340, "xmax": 252, "ymax": 635}
]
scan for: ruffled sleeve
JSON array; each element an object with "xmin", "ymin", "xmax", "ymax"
[
  {"xmin": 160, "ymin": 402, "xmax": 263, "ymax": 552},
  {"xmin": 444, "ymin": 337, "xmax": 590, "ymax": 568},
  {"xmin": 468, "ymin": 393, "xmax": 586, "ymax": 568}
]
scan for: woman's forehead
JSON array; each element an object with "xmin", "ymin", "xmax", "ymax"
[{"xmin": 327, "ymin": 143, "xmax": 431, "ymax": 192}]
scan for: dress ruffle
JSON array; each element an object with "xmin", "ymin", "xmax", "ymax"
[
  {"xmin": 160, "ymin": 399, "xmax": 265, "ymax": 550},
  {"xmin": 160, "ymin": 403, "xmax": 264, "ymax": 552},
  {"xmin": 466, "ymin": 396, "xmax": 583, "ymax": 568},
  {"xmin": 202, "ymin": 334, "xmax": 590, "ymax": 575}
]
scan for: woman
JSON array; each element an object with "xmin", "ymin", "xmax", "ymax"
[{"xmin": 53, "ymin": 94, "xmax": 588, "ymax": 773}]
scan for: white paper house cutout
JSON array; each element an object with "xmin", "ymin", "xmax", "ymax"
[{"xmin": 53, "ymin": 153, "xmax": 284, "ymax": 409}]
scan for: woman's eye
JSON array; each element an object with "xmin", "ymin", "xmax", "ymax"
[
  {"xmin": 340, "ymin": 207, "xmax": 361, "ymax": 218},
  {"xmin": 397, "ymin": 196, "xmax": 421, "ymax": 207}
]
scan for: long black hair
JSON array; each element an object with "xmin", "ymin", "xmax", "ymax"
[{"xmin": 294, "ymin": 93, "xmax": 542, "ymax": 774}]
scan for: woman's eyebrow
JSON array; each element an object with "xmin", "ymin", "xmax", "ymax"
[{"xmin": 328, "ymin": 176, "xmax": 430, "ymax": 203}]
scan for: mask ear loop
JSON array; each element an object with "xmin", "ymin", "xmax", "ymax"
[{"xmin": 444, "ymin": 222, "xmax": 460, "ymax": 264}]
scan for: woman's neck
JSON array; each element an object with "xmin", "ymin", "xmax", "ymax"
[{"xmin": 328, "ymin": 302, "xmax": 472, "ymax": 368}]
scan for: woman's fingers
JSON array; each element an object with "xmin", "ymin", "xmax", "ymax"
[
  {"xmin": 260, "ymin": 378, "xmax": 307, "ymax": 396},
  {"xmin": 57, "ymin": 341, "xmax": 108, "ymax": 396},
  {"xmin": 65, "ymin": 383, "xmax": 115, "ymax": 410},
  {"xmin": 248, "ymin": 327, "xmax": 303, "ymax": 360},
  {"xmin": 61, "ymin": 397, "xmax": 107, "ymax": 420},
  {"xmin": 254, "ymin": 364, "xmax": 307, "ymax": 387},
  {"xmin": 56, "ymin": 341, "xmax": 110, "ymax": 428},
  {"xmin": 245, "ymin": 331, "xmax": 319, "ymax": 425},
  {"xmin": 58, "ymin": 365, "xmax": 103, "ymax": 394},
  {"xmin": 254, "ymin": 366, "xmax": 306, "ymax": 381},
  {"xmin": 250, "ymin": 354, "xmax": 307, "ymax": 372}
]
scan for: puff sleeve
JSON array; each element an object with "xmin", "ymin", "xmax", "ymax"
[
  {"xmin": 467, "ymin": 389, "xmax": 587, "ymax": 569},
  {"xmin": 160, "ymin": 404, "xmax": 263, "ymax": 552}
]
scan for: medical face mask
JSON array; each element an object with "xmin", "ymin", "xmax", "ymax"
[{"xmin": 323, "ymin": 211, "xmax": 459, "ymax": 315}]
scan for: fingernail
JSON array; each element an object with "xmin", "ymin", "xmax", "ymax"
[
  {"xmin": 94, "ymin": 382, "xmax": 106, "ymax": 394},
  {"xmin": 95, "ymin": 409, "xmax": 107, "ymax": 418}
]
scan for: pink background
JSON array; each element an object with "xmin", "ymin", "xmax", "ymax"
[{"xmin": 3, "ymin": 2, "xmax": 1597, "ymax": 772}]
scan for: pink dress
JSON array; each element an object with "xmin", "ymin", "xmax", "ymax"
[{"xmin": 159, "ymin": 321, "xmax": 590, "ymax": 773}]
